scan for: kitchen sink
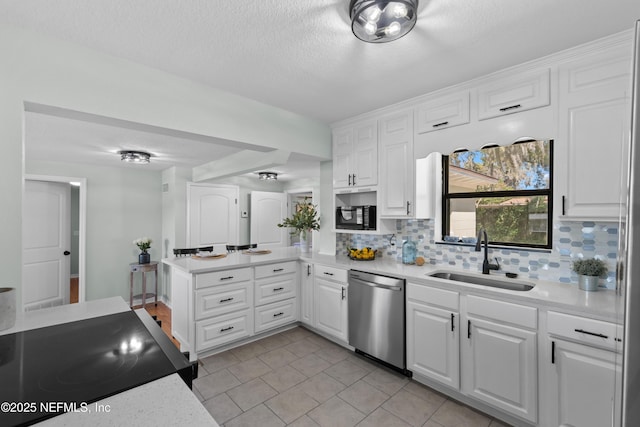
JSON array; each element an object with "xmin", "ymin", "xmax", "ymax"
[{"xmin": 428, "ymin": 271, "xmax": 535, "ymax": 292}]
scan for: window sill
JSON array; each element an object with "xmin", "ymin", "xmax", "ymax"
[{"xmin": 435, "ymin": 241, "xmax": 552, "ymax": 254}]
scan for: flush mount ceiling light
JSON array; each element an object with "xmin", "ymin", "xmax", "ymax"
[
  {"xmin": 350, "ymin": 0, "xmax": 418, "ymax": 43},
  {"xmin": 119, "ymin": 150, "xmax": 151, "ymax": 164},
  {"xmin": 258, "ymin": 171, "xmax": 278, "ymax": 181}
]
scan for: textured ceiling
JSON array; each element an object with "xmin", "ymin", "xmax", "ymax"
[
  {"xmin": 4, "ymin": 1, "xmax": 639, "ymax": 179},
  {"xmin": 2, "ymin": 0, "xmax": 638, "ymax": 124}
]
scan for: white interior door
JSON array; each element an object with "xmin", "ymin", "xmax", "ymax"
[
  {"xmin": 22, "ymin": 180, "xmax": 71, "ymax": 311},
  {"xmin": 187, "ymin": 183, "xmax": 239, "ymax": 248},
  {"xmin": 250, "ymin": 191, "xmax": 287, "ymax": 249}
]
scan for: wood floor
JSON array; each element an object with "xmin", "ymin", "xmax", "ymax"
[{"xmin": 70, "ymin": 277, "xmax": 179, "ymax": 349}]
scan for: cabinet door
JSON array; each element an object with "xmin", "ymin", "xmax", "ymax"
[
  {"xmin": 547, "ymin": 338, "xmax": 621, "ymax": 427},
  {"xmin": 352, "ymin": 121, "xmax": 378, "ymax": 187},
  {"xmin": 415, "ymin": 91, "xmax": 470, "ymax": 134},
  {"xmin": 300, "ymin": 262, "xmax": 314, "ymax": 326},
  {"xmin": 378, "ymin": 111, "xmax": 414, "ymax": 218},
  {"xmin": 333, "ymin": 126, "xmax": 353, "ymax": 188},
  {"xmin": 407, "ymin": 301, "xmax": 459, "ymax": 389},
  {"xmin": 314, "ymin": 277, "xmax": 348, "ymax": 342},
  {"xmin": 187, "ymin": 183, "xmax": 239, "ymax": 248},
  {"xmin": 557, "ymin": 47, "xmax": 631, "ymax": 220},
  {"xmin": 477, "ymin": 68, "xmax": 550, "ymax": 120},
  {"xmin": 462, "ymin": 317, "xmax": 537, "ymax": 423}
]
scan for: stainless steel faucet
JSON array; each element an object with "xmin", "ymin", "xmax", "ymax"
[{"xmin": 475, "ymin": 228, "xmax": 500, "ymax": 275}]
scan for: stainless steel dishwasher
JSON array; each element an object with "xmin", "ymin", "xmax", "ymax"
[{"xmin": 348, "ymin": 270, "xmax": 407, "ymax": 374}]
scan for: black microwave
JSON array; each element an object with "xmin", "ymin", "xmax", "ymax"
[{"xmin": 336, "ymin": 205, "xmax": 376, "ymax": 230}]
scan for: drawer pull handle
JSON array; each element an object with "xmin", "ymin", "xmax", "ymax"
[
  {"xmin": 220, "ymin": 276, "xmax": 234, "ymax": 281},
  {"xmin": 575, "ymin": 328, "xmax": 608, "ymax": 339},
  {"xmin": 467, "ymin": 320, "xmax": 471, "ymax": 339},
  {"xmin": 341, "ymin": 287, "xmax": 346, "ymax": 300},
  {"xmin": 432, "ymin": 121, "xmax": 449, "ymax": 128},
  {"xmin": 551, "ymin": 341, "xmax": 555, "ymax": 364},
  {"xmin": 451, "ymin": 313, "xmax": 455, "ymax": 332},
  {"xmin": 219, "ymin": 297, "xmax": 234, "ymax": 303},
  {"xmin": 273, "ymin": 287, "xmax": 284, "ymax": 292},
  {"xmin": 220, "ymin": 326, "xmax": 234, "ymax": 332},
  {"xmin": 273, "ymin": 268, "xmax": 284, "ymax": 272},
  {"xmin": 324, "ymin": 272, "xmax": 334, "ymax": 276},
  {"xmin": 499, "ymin": 104, "xmax": 521, "ymax": 112},
  {"xmin": 273, "ymin": 312, "xmax": 284, "ymax": 317}
]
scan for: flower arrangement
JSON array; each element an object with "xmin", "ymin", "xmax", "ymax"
[
  {"xmin": 134, "ymin": 237, "xmax": 152, "ymax": 253},
  {"xmin": 277, "ymin": 197, "xmax": 320, "ymax": 240},
  {"xmin": 572, "ymin": 258, "xmax": 608, "ymax": 277}
]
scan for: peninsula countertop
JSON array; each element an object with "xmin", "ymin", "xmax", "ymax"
[{"xmin": 162, "ymin": 247, "xmax": 623, "ymax": 324}]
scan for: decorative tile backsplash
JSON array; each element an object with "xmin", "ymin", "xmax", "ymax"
[{"xmin": 337, "ymin": 219, "xmax": 620, "ymax": 289}]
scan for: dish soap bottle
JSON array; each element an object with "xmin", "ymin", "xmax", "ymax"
[{"xmin": 402, "ymin": 239, "xmax": 417, "ymax": 264}]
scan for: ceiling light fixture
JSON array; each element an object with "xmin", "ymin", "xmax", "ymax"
[
  {"xmin": 258, "ymin": 172, "xmax": 278, "ymax": 181},
  {"xmin": 350, "ymin": 0, "xmax": 418, "ymax": 43},
  {"xmin": 119, "ymin": 150, "xmax": 151, "ymax": 164}
]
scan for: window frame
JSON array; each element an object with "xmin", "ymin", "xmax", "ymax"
[{"xmin": 441, "ymin": 140, "xmax": 554, "ymax": 250}]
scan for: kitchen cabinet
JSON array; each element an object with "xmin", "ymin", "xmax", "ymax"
[
  {"xmin": 313, "ymin": 264, "xmax": 349, "ymax": 342},
  {"xmin": 254, "ymin": 261, "xmax": 297, "ymax": 333},
  {"xmin": 544, "ymin": 311, "xmax": 622, "ymax": 427},
  {"xmin": 187, "ymin": 183, "xmax": 239, "ymax": 247},
  {"xmin": 476, "ymin": 68, "xmax": 550, "ymax": 120},
  {"xmin": 461, "ymin": 295, "xmax": 538, "ymax": 423},
  {"xmin": 378, "ymin": 110, "xmax": 415, "ymax": 218},
  {"xmin": 556, "ymin": 45, "xmax": 632, "ymax": 220},
  {"xmin": 406, "ymin": 283, "xmax": 459, "ymax": 389},
  {"xmin": 414, "ymin": 91, "xmax": 470, "ymax": 134},
  {"xmin": 299, "ymin": 261, "xmax": 314, "ymax": 326},
  {"xmin": 333, "ymin": 120, "xmax": 377, "ymax": 188}
]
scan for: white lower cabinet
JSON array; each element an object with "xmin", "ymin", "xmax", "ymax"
[
  {"xmin": 462, "ymin": 295, "xmax": 538, "ymax": 424},
  {"xmin": 196, "ymin": 309, "xmax": 253, "ymax": 352},
  {"xmin": 299, "ymin": 261, "xmax": 314, "ymax": 326},
  {"xmin": 406, "ymin": 283, "xmax": 459, "ymax": 389},
  {"xmin": 253, "ymin": 261, "xmax": 298, "ymax": 334},
  {"xmin": 314, "ymin": 265, "xmax": 348, "ymax": 342},
  {"xmin": 544, "ymin": 311, "xmax": 622, "ymax": 427},
  {"xmin": 255, "ymin": 298, "xmax": 297, "ymax": 333}
]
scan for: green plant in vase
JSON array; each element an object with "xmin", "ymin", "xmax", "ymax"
[{"xmin": 277, "ymin": 197, "xmax": 319, "ymax": 252}]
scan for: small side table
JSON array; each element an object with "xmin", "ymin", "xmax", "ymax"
[{"xmin": 129, "ymin": 261, "xmax": 158, "ymax": 308}]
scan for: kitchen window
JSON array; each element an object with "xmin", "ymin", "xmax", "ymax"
[{"xmin": 442, "ymin": 140, "xmax": 553, "ymax": 249}]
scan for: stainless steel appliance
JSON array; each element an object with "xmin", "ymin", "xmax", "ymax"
[
  {"xmin": 348, "ymin": 270, "xmax": 407, "ymax": 373},
  {"xmin": 335, "ymin": 205, "xmax": 376, "ymax": 230}
]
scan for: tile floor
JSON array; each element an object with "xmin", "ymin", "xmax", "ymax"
[{"xmin": 192, "ymin": 326, "xmax": 512, "ymax": 427}]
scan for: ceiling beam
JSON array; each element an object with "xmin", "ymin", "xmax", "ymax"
[{"xmin": 192, "ymin": 150, "xmax": 291, "ymax": 182}]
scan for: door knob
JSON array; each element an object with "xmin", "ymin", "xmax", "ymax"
[{"xmin": 64, "ymin": 251, "xmax": 71, "ymax": 256}]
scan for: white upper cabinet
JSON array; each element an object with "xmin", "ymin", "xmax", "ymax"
[
  {"xmin": 556, "ymin": 45, "xmax": 632, "ymax": 220},
  {"xmin": 333, "ymin": 120, "xmax": 377, "ymax": 188},
  {"xmin": 378, "ymin": 110, "xmax": 414, "ymax": 218},
  {"xmin": 415, "ymin": 91, "xmax": 470, "ymax": 134},
  {"xmin": 476, "ymin": 68, "xmax": 550, "ymax": 120}
]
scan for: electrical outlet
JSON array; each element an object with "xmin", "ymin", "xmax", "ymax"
[{"xmin": 241, "ymin": 210, "xmax": 249, "ymax": 218}]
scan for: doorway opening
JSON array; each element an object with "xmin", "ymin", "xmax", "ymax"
[{"xmin": 286, "ymin": 189, "xmax": 314, "ymax": 249}]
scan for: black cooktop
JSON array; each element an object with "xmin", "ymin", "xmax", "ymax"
[{"xmin": 0, "ymin": 310, "xmax": 190, "ymax": 426}]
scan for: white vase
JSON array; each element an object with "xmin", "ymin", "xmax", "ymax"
[{"xmin": 300, "ymin": 232, "xmax": 311, "ymax": 253}]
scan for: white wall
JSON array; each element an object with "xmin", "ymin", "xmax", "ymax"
[
  {"xmin": 1, "ymin": 24, "xmax": 331, "ymax": 308},
  {"xmin": 26, "ymin": 160, "xmax": 163, "ymax": 302}
]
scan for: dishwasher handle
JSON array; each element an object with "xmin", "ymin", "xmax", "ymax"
[{"xmin": 349, "ymin": 276, "xmax": 403, "ymax": 291}]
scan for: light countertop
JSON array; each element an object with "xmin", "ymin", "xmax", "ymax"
[{"xmin": 163, "ymin": 248, "xmax": 623, "ymax": 323}]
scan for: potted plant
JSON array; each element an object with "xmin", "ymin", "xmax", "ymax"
[
  {"xmin": 572, "ymin": 258, "xmax": 608, "ymax": 291},
  {"xmin": 134, "ymin": 237, "xmax": 152, "ymax": 264},
  {"xmin": 277, "ymin": 197, "xmax": 320, "ymax": 253}
]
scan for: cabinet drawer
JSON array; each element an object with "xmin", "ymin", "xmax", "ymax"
[
  {"xmin": 255, "ymin": 298, "xmax": 297, "ymax": 333},
  {"xmin": 547, "ymin": 311, "xmax": 622, "ymax": 351},
  {"xmin": 415, "ymin": 91, "xmax": 470, "ymax": 134},
  {"xmin": 477, "ymin": 68, "xmax": 550, "ymax": 120},
  {"xmin": 255, "ymin": 273, "xmax": 297, "ymax": 306},
  {"xmin": 196, "ymin": 309, "xmax": 253, "ymax": 351},
  {"xmin": 466, "ymin": 295, "xmax": 537, "ymax": 329},
  {"xmin": 255, "ymin": 261, "xmax": 297, "ymax": 279},
  {"xmin": 195, "ymin": 281, "xmax": 252, "ymax": 320},
  {"xmin": 314, "ymin": 264, "xmax": 348, "ymax": 283},
  {"xmin": 195, "ymin": 267, "xmax": 252, "ymax": 289},
  {"xmin": 407, "ymin": 282, "xmax": 459, "ymax": 311}
]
